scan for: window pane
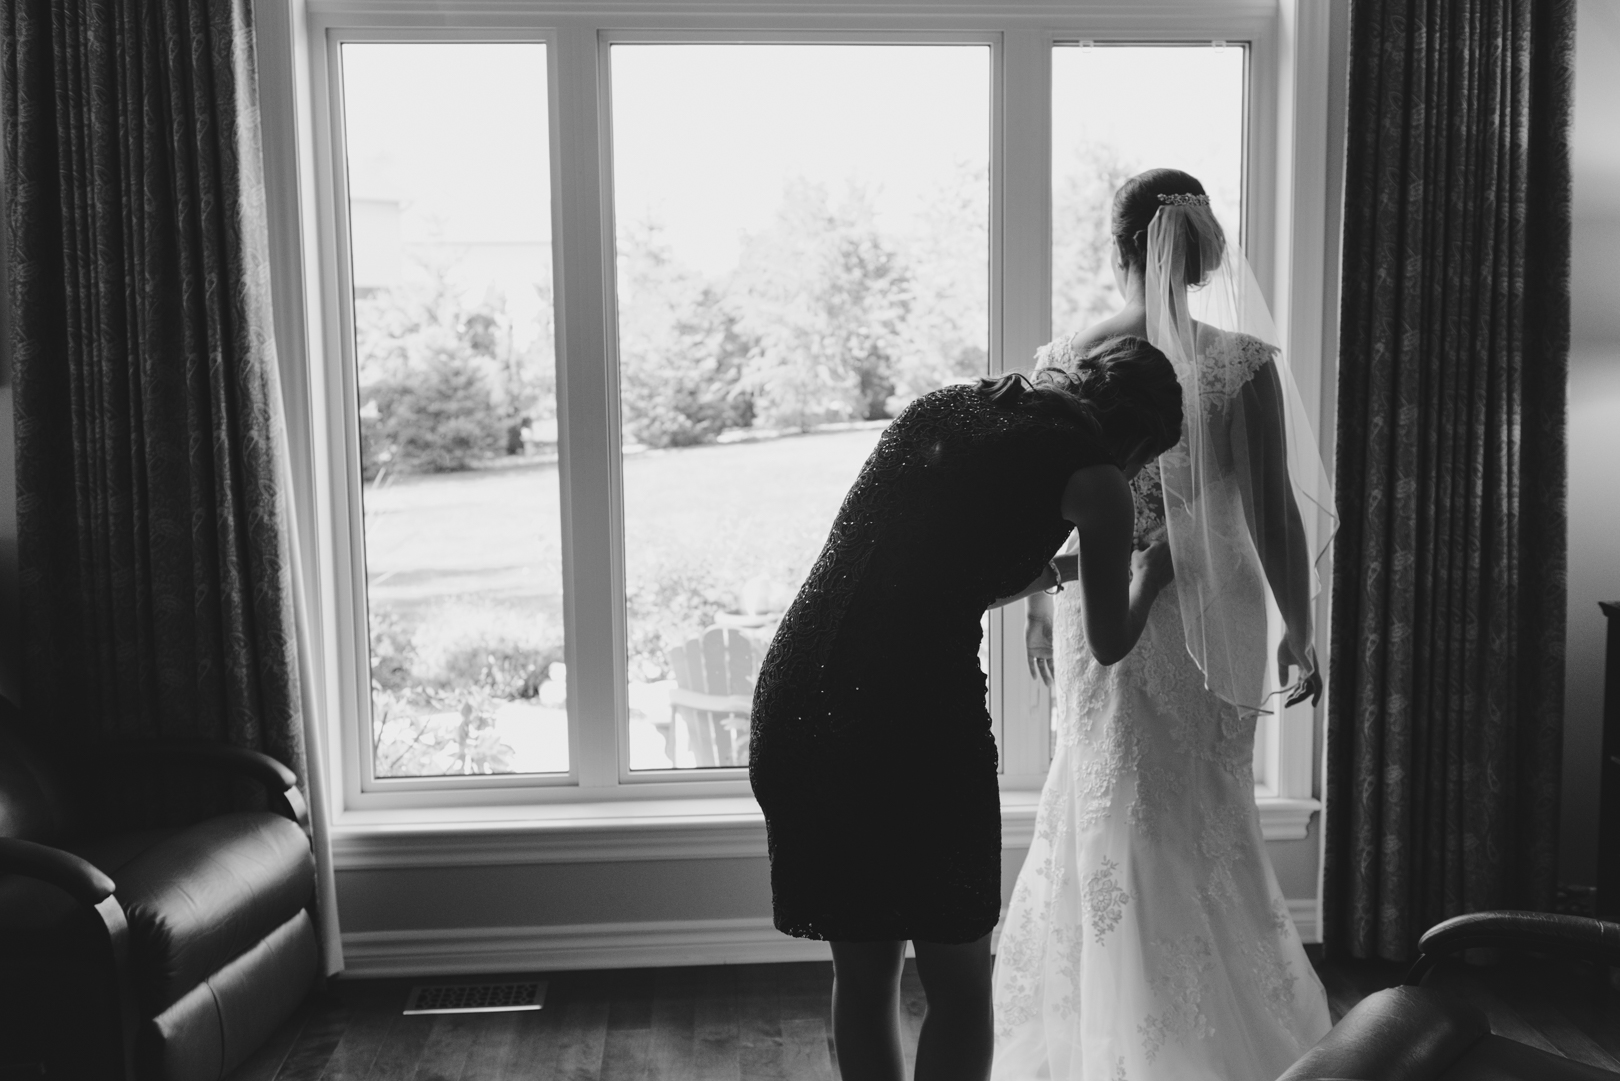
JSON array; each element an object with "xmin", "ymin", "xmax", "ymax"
[
  {"xmin": 341, "ymin": 43, "xmax": 566, "ymax": 778},
  {"xmin": 1051, "ymin": 43, "xmax": 1246, "ymax": 336},
  {"xmin": 610, "ymin": 44, "xmax": 991, "ymax": 770}
]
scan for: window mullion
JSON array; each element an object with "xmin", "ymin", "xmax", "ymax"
[
  {"xmin": 993, "ymin": 28, "xmax": 1054, "ymax": 788},
  {"xmin": 553, "ymin": 23, "xmax": 624, "ymax": 788}
]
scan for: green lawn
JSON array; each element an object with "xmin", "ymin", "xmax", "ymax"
[
  {"xmin": 360, "ymin": 426, "xmax": 885, "ymax": 775},
  {"xmin": 362, "ymin": 424, "xmax": 882, "ymax": 614}
]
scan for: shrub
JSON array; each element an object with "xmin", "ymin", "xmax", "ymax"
[
  {"xmin": 625, "ymin": 558, "xmax": 735, "ymax": 682},
  {"xmin": 363, "ymin": 349, "xmax": 507, "ymax": 476},
  {"xmin": 366, "ymin": 603, "xmax": 565, "ymax": 776},
  {"xmin": 371, "ymin": 683, "xmax": 515, "ymax": 777},
  {"xmin": 436, "ymin": 639, "xmax": 564, "ymax": 701}
]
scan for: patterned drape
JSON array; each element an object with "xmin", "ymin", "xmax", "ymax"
[
  {"xmin": 1324, "ymin": 0, "xmax": 1574, "ymax": 960},
  {"xmin": 2, "ymin": 0, "xmax": 306, "ymax": 795}
]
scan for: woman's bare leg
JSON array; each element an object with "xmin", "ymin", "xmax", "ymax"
[
  {"xmin": 912, "ymin": 934, "xmax": 994, "ymax": 1081},
  {"xmin": 829, "ymin": 940, "xmax": 907, "ymax": 1081}
]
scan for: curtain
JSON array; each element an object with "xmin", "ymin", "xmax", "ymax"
[
  {"xmin": 3, "ymin": 0, "xmax": 340, "ymax": 969},
  {"xmin": 1324, "ymin": 0, "xmax": 1575, "ymax": 960}
]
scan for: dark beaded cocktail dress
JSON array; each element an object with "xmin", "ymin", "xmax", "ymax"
[{"xmin": 749, "ymin": 383, "xmax": 1108, "ymax": 943}]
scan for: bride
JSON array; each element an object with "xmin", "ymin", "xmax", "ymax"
[{"xmin": 990, "ymin": 169, "xmax": 1336, "ymax": 1080}]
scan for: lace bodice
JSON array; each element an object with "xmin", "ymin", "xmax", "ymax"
[{"xmin": 1131, "ymin": 461, "xmax": 1166, "ymax": 546}]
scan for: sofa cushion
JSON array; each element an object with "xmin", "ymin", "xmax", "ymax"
[
  {"xmin": 113, "ymin": 812, "xmax": 313, "ymax": 1013},
  {"xmin": 141, "ymin": 909, "xmax": 319, "ymax": 1081}
]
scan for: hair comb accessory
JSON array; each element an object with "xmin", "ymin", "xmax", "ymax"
[{"xmin": 1157, "ymin": 193, "xmax": 1210, "ymax": 206}]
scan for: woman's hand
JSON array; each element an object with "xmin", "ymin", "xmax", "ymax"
[
  {"xmin": 1131, "ymin": 539, "xmax": 1174, "ymax": 595},
  {"xmin": 1279, "ymin": 641, "xmax": 1322, "ymax": 707},
  {"xmin": 1026, "ymin": 601, "xmax": 1055, "ymax": 686}
]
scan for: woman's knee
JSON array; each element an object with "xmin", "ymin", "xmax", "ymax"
[{"xmin": 831, "ymin": 940, "xmax": 906, "ymax": 999}]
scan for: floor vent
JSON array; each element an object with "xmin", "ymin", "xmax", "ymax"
[{"xmin": 403, "ymin": 980, "xmax": 547, "ymax": 1015}]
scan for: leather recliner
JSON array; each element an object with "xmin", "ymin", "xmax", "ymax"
[
  {"xmin": 1279, "ymin": 911, "xmax": 1620, "ymax": 1080},
  {"xmin": 0, "ymin": 702, "xmax": 320, "ymax": 1081}
]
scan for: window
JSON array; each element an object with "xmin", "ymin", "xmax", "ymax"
[
  {"xmin": 608, "ymin": 43, "xmax": 991, "ymax": 770},
  {"xmin": 337, "ymin": 43, "xmax": 567, "ymax": 779},
  {"xmin": 287, "ymin": 8, "xmax": 1320, "ymax": 816}
]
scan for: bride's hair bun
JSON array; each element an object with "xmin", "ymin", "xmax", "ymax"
[{"xmin": 1110, "ymin": 168, "xmax": 1226, "ymax": 285}]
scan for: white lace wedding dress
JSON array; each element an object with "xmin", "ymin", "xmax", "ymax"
[{"xmin": 990, "ymin": 331, "xmax": 1332, "ymax": 1081}]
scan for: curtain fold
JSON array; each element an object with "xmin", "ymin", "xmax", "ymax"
[
  {"xmin": 3, "ymin": 0, "xmax": 340, "ymax": 968},
  {"xmin": 1324, "ymin": 0, "xmax": 1575, "ymax": 960}
]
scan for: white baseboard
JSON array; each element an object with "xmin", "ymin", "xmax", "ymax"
[
  {"xmin": 342, "ymin": 901, "xmax": 1322, "ymax": 977},
  {"xmin": 342, "ymin": 917, "xmax": 832, "ymax": 977}
]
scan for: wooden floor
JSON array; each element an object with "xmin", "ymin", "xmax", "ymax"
[
  {"xmin": 229, "ymin": 961, "xmax": 878, "ymax": 1081},
  {"xmin": 231, "ymin": 951, "xmax": 1620, "ymax": 1080}
]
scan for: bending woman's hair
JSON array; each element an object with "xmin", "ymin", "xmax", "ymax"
[{"xmin": 977, "ymin": 335, "xmax": 1183, "ymax": 466}]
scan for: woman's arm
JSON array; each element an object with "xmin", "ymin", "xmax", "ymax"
[
  {"xmin": 1061, "ymin": 465, "xmax": 1173, "ymax": 666},
  {"xmin": 1239, "ymin": 362, "xmax": 1319, "ymax": 705},
  {"xmin": 989, "ymin": 564, "xmax": 1060, "ymax": 608},
  {"xmin": 988, "ymin": 551, "xmax": 1080, "ymax": 611}
]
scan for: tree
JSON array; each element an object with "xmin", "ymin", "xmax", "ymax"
[
  {"xmin": 616, "ymin": 221, "xmax": 755, "ymax": 448},
  {"xmin": 354, "ymin": 258, "xmax": 517, "ymax": 477},
  {"xmin": 889, "ymin": 159, "xmax": 992, "ymax": 408},
  {"xmin": 366, "ymin": 346, "xmax": 508, "ymax": 474},
  {"xmin": 730, "ymin": 181, "xmax": 912, "ymax": 429},
  {"xmin": 1051, "ymin": 143, "xmax": 1139, "ymax": 340}
]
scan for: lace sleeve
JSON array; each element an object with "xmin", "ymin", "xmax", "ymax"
[
  {"xmin": 1034, "ymin": 331, "xmax": 1086, "ymax": 373},
  {"xmin": 1195, "ymin": 329, "xmax": 1279, "ymax": 407}
]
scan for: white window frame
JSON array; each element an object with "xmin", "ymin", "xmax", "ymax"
[{"xmin": 258, "ymin": 0, "xmax": 1330, "ymax": 840}]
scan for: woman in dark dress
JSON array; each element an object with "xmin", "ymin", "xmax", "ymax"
[{"xmin": 749, "ymin": 335, "xmax": 1185, "ymax": 1081}]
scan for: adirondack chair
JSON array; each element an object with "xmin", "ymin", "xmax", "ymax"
[{"xmin": 665, "ymin": 625, "xmax": 758, "ymax": 767}]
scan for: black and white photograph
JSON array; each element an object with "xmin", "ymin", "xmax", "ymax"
[{"xmin": 0, "ymin": 1, "xmax": 1617, "ymax": 1079}]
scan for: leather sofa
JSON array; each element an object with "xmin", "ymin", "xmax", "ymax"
[
  {"xmin": 0, "ymin": 704, "xmax": 320, "ymax": 1081},
  {"xmin": 1279, "ymin": 911, "xmax": 1620, "ymax": 1080}
]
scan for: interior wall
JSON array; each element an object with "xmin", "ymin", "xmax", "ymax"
[
  {"xmin": 1560, "ymin": 0, "xmax": 1620, "ymax": 888},
  {"xmin": 333, "ymin": 826, "xmax": 1323, "ymax": 945}
]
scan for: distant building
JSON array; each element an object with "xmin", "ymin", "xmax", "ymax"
[{"xmin": 349, "ymin": 196, "xmax": 404, "ymax": 295}]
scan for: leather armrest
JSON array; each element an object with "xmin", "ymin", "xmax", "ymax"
[
  {"xmin": 0, "ymin": 836, "xmax": 116, "ymax": 905},
  {"xmin": 1406, "ymin": 911, "xmax": 1620, "ymax": 984},
  {"xmin": 0, "ymin": 837, "xmax": 138, "ymax": 1080},
  {"xmin": 1276, "ymin": 986, "xmax": 1489, "ymax": 1081},
  {"xmin": 87, "ymin": 740, "xmax": 308, "ymax": 830}
]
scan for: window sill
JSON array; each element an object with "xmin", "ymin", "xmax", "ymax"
[{"xmin": 330, "ymin": 792, "xmax": 1320, "ymax": 871}]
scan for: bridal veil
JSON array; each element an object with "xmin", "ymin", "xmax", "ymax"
[{"xmin": 1143, "ymin": 197, "xmax": 1337, "ymax": 714}]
